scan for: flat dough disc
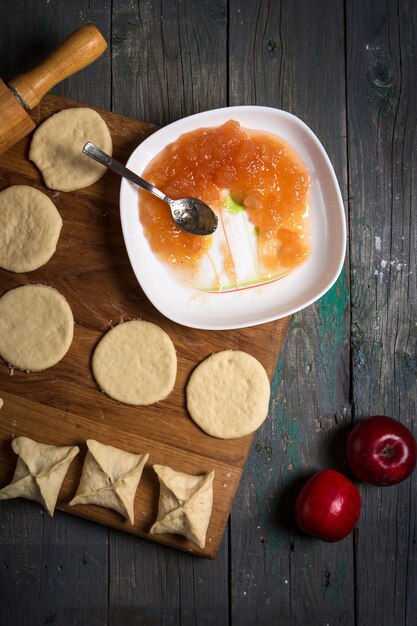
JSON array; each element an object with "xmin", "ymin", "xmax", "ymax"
[
  {"xmin": 186, "ymin": 350, "xmax": 270, "ymax": 439},
  {"xmin": 0, "ymin": 284, "xmax": 74, "ymax": 371},
  {"xmin": 29, "ymin": 107, "xmax": 112, "ymax": 191},
  {"xmin": 92, "ymin": 320, "xmax": 177, "ymax": 405},
  {"xmin": 0, "ymin": 185, "xmax": 62, "ymax": 272}
]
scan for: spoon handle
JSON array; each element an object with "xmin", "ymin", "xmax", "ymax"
[{"xmin": 83, "ymin": 142, "xmax": 167, "ymax": 202}]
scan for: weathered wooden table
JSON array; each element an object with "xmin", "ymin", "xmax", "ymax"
[{"xmin": 0, "ymin": 1, "xmax": 416, "ymax": 624}]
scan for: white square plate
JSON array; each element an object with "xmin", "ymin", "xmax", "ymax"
[{"xmin": 119, "ymin": 106, "xmax": 346, "ymax": 330}]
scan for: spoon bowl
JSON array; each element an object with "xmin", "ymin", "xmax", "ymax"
[
  {"xmin": 169, "ymin": 198, "xmax": 219, "ymax": 236},
  {"xmin": 83, "ymin": 142, "xmax": 218, "ymax": 236}
]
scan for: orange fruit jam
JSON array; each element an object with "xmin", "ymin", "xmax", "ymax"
[{"xmin": 139, "ymin": 120, "xmax": 310, "ymax": 276}]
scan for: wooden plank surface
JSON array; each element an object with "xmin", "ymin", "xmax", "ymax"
[
  {"xmin": 0, "ymin": 0, "xmax": 416, "ymax": 624},
  {"xmin": 228, "ymin": 1, "xmax": 354, "ymax": 624},
  {"xmin": 0, "ymin": 5, "xmax": 113, "ymax": 626},
  {"xmin": 109, "ymin": 1, "xmax": 231, "ymax": 623},
  {"xmin": 346, "ymin": 1, "xmax": 417, "ymax": 624},
  {"xmin": 109, "ymin": 0, "xmax": 230, "ymax": 626},
  {"xmin": 0, "ymin": 93, "xmax": 290, "ymax": 560}
]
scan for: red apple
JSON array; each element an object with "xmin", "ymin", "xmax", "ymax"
[
  {"xmin": 295, "ymin": 469, "xmax": 361, "ymax": 542},
  {"xmin": 347, "ymin": 416, "xmax": 417, "ymax": 486}
]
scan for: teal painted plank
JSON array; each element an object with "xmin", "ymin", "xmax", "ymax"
[
  {"xmin": 109, "ymin": 2, "xmax": 230, "ymax": 625},
  {"xmin": 229, "ymin": 0, "xmax": 354, "ymax": 623}
]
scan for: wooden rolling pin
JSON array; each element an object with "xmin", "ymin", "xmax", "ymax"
[{"xmin": 0, "ymin": 24, "xmax": 107, "ymax": 153}]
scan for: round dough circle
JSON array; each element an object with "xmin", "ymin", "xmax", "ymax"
[
  {"xmin": 92, "ymin": 320, "xmax": 177, "ymax": 405},
  {"xmin": 29, "ymin": 107, "xmax": 112, "ymax": 191},
  {"xmin": 186, "ymin": 350, "xmax": 270, "ymax": 439},
  {"xmin": 0, "ymin": 185, "xmax": 62, "ymax": 272},
  {"xmin": 0, "ymin": 284, "xmax": 74, "ymax": 371}
]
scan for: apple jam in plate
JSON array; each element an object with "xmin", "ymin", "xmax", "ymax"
[
  {"xmin": 119, "ymin": 106, "xmax": 346, "ymax": 330},
  {"xmin": 139, "ymin": 120, "xmax": 311, "ymax": 292}
]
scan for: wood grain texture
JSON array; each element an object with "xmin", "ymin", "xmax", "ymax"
[
  {"xmin": 0, "ymin": 5, "xmax": 113, "ymax": 625},
  {"xmin": 229, "ymin": 1, "xmax": 354, "ymax": 624},
  {"xmin": 111, "ymin": 0, "xmax": 228, "ymax": 125},
  {"xmin": 0, "ymin": 390, "xmax": 239, "ymax": 558},
  {"xmin": 0, "ymin": 79, "xmax": 35, "ymax": 153},
  {"xmin": 0, "ymin": 0, "xmax": 416, "ymax": 624},
  {"xmin": 0, "ymin": 500, "xmax": 109, "ymax": 626},
  {"xmin": 9, "ymin": 24, "xmax": 107, "ymax": 109},
  {"xmin": 0, "ymin": 0, "xmax": 112, "ymax": 108},
  {"xmin": 347, "ymin": 1, "xmax": 417, "ymax": 624},
  {"xmin": 0, "ymin": 93, "xmax": 289, "ymax": 560},
  {"xmin": 108, "ymin": 2, "xmax": 231, "ymax": 623},
  {"xmin": 108, "ymin": 536, "xmax": 229, "ymax": 626}
]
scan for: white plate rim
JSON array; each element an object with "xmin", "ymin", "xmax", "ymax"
[{"xmin": 119, "ymin": 105, "xmax": 346, "ymax": 330}]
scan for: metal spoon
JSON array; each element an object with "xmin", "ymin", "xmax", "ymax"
[{"xmin": 83, "ymin": 142, "xmax": 218, "ymax": 236}]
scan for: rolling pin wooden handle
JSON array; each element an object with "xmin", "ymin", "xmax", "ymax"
[{"xmin": 8, "ymin": 24, "xmax": 107, "ymax": 110}]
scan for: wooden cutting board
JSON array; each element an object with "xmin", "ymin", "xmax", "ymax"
[{"xmin": 0, "ymin": 94, "xmax": 290, "ymax": 558}]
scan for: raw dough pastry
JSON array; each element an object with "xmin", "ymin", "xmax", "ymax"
[
  {"xmin": 186, "ymin": 350, "xmax": 270, "ymax": 439},
  {"xmin": 0, "ymin": 185, "xmax": 62, "ymax": 272},
  {"xmin": 150, "ymin": 464, "xmax": 214, "ymax": 549},
  {"xmin": 69, "ymin": 439, "xmax": 149, "ymax": 524},
  {"xmin": 29, "ymin": 107, "xmax": 112, "ymax": 191},
  {"xmin": 0, "ymin": 436, "xmax": 79, "ymax": 516},
  {"xmin": 0, "ymin": 284, "xmax": 74, "ymax": 371},
  {"xmin": 92, "ymin": 320, "xmax": 177, "ymax": 405}
]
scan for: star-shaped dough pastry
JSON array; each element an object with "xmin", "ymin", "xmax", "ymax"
[
  {"xmin": 0, "ymin": 436, "xmax": 79, "ymax": 516},
  {"xmin": 69, "ymin": 439, "xmax": 149, "ymax": 524},
  {"xmin": 150, "ymin": 464, "xmax": 215, "ymax": 549}
]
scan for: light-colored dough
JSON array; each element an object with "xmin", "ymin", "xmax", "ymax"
[
  {"xmin": 92, "ymin": 320, "xmax": 177, "ymax": 405},
  {"xmin": 150, "ymin": 464, "xmax": 214, "ymax": 549},
  {"xmin": 29, "ymin": 107, "xmax": 112, "ymax": 191},
  {"xmin": 0, "ymin": 436, "xmax": 79, "ymax": 516},
  {"xmin": 69, "ymin": 439, "xmax": 149, "ymax": 524},
  {"xmin": 0, "ymin": 185, "xmax": 62, "ymax": 272},
  {"xmin": 186, "ymin": 350, "xmax": 270, "ymax": 439},
  {"xmin": 0, "ymin": 284, "xmax": 74, "ymax": 371}
]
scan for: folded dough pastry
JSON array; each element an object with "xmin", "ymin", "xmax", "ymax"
[
  {"xmin": 69, "ymin": 440, "xmax": 149, "ymax": 524},
  {"xmin": 0, "ymin": 436, "xmax": 79, "ymax": 516},
  {"xmin": 150, "ymin": 464, "xmax": 215, "ymax": 549}
]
